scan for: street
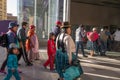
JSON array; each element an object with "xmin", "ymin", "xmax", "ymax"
[{"xmin": 0, "ymin": 46, "xmax": 120, "ymax": 80}]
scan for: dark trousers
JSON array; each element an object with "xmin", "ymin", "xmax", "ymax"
[
  {"xmin": 76, "ymin": 41, "xmax": 85, "ymax": 57},
  {"xmin": 18, "ymin": 47, "xmax": 30, "ymax": 64}
]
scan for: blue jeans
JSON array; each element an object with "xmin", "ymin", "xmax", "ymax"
[
  {"xmin": 4, "ymin": 69, "xmax": 21, "ymax": 80},
  {"xmin": 76, "ymin": 41, "xmax": 85, "ymax": 57},
  {"xmin": 100, "ymin": 40, "xmax": 107, "ymax": 53}
]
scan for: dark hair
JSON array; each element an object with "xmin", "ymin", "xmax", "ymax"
[
  {"xmin": 8, "ymin": 48, "xmax": 14, "ymax": 54},
  {"xmin": 22, "ymin": 22, "xmax": 28, "ymax": 26},
  {"xmin": 61, "ymin": 27, "xmax": 68, "ymax": 33},
  {"xmin": 79, "ymin": 24, "xmax": 84, "ymax": 28},
  {"xmin": 49, "ymin": 32, "xmax": 55, "ymax": 39},
  {"xmin": 118, "ymin": 28, "xmax": 120, "ymax": 31}
]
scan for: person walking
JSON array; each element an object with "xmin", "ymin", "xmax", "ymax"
[
  {"xmin": 43, "ymin": 32, "xmax": 56, "ymax": 71},
  {"xmin": 52, "ymin": 21, "xmax": 62, "ymax": 39},
  {"xmin": 55, "ymin": 22, "xmax": 76, "ymax": 80},
  {"xmin": 75, "ymin": 25, "xmax": 88, "ymax": 57},
  {"xmin": 0, "ymin": 22, "xmax": 19, "ymax": 74},
  {"xmin": 87, "ymin": 28, "xmax": 99, "ymax": 56},
  {"xmin": 26, "ymin": 25, "xmax": 40, "ymax": 62},
  {"xmin": 4, "ymin": 43, "xmax": 21, "ymax": 80},
  {"xmin": 99, "ymin": 28, "xmax": 108, "ymax": 56},
  {"xmin": 113, "ymin": 28, "xmax": 120, "ymax": 52},
  {"xmin": 17, "ymin": 22, "xmax": 32, "ymax": 66}
]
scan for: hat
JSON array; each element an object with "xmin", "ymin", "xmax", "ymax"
[
  {"xmin": 8, "ymin": 22, "xmax": 19, "ymax": 29},
  {"xmin": 62, "ymin": 21, "xmax": 71, "ymax": 28},
  {"xmin": 56, "ymin": 21, "xmax": 62, "ymax": 25},
  {"xmin": 30, "ymin": 25, "xmax": 35, "ymax": 29},
  {"xmin": 9, "ymin": 43, "xmax": 18, "ymax": 49}
]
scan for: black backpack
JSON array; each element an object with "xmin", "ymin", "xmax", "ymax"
[{"xmin": 0, "ymin": 33, "xmax": 8, "ymax": 47}]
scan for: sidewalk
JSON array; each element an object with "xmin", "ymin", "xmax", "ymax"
[
  {"xmin": 0, "ymin": 47, "xmax": 59, "ymax": 80},
  {"xmin": 0, "ymin": 47, "xmax": 120, "ymax": 80}
]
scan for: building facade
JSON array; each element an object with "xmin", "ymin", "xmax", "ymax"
[
  {"xmin": 7, "ymin": 13, "xmax": 17, "ymax": 21},
  {"xmin": 17, "ymin": 0, "xmax": 65, "ymax": 39},
  {"xmin": 17, "ymin": 0, "xmax": 120, "ymax": 39},
  {"xmin": 0, "ymin": 0, "xmax": 7, "ymax": 20}
]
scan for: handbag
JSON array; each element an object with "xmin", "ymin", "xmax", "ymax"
[{"xmin": 63, "ymin": 54, "xmax": 83, "ymax": 80}]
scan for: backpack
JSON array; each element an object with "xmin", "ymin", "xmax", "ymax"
[{"xmin": 0, "ymin": 33, "xmax": 8, "ymax": 47}]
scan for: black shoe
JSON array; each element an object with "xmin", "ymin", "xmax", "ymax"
[
  {"xmin": 18, "ymin": 63, "xmax": 21, "ymax": 66},
  {"xmin": 27, "ymin": 62, "xmax": 33, "ymax": 66},
  {"xmin": 83, "ymin": 55, "xmax": 88, "ymax": 57}
]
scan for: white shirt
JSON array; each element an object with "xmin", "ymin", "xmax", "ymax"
[
  {"xmin": 56, "ymin": 33, "xmax": 76, "ymax": 62},
  {"xmin": 114, "ymin": 30, "xmax": 120, "ymax": 41},
  {"xmin": 75, "ymin": 27, "xmax": 85, "ymax": 41}
]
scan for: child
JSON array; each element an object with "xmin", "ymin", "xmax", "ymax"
[
  {"xmin": 43, "ymin": 32, "xmax": 56, "ymax": 71},
  {"xmin": 26, "ymin": 25, "xmax": 40, "ymax": 62},
  {"xmin": 4, "ymin": 43, "xmax": 21, "ymax": 80}
]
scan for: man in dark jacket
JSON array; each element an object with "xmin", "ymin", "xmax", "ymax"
[
  {"xmin": 52, "ymin": 21, "xmax": 62, "ymax": 38},
  {"xmin": 0, "ymin": 22, "xmax": 19, "ymax": 74},
  {"xmin": 17, "ymin": 22, "xmax": 32, "ymax": 66}
]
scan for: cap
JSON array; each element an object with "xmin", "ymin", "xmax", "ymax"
[
  {"xmin": 56, "ymin": 21, "xmax": 62, "ymax": 25},
  {"xmin": 29, "ymin": 25, "xmax": 35, "ymax": 29},
  {"xmin": 9, "ymin": 43, "xmax": 18, "ymax": 49},
  {"xmin": 8, "ymin": 22, "xmax": 19, "ymax": 29}
]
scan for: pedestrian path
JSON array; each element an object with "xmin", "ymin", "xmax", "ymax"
[
  {"xmin": 79, "ymin": 54, "xmax": 120, "ymax": 80},
  {"xmin": 0, "ymin": 47, "xmax": 120, "ymax": 80}
]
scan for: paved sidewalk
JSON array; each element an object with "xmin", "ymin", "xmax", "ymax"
[
  {"xmin": 0, "ymin": 46, "xmax": 120, "ymax": 80},
  {"xmin": 0, "ymin": 47, "xmax": 59, "ymax": 80}
]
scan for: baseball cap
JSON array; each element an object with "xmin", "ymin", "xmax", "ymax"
[
  {"xmin": 8, "ymin": 22, "xmax": 19, "ymax": 29},
  {"xmin": 9, "ymin": 43, "xmax": 18, "ymax": 49}
]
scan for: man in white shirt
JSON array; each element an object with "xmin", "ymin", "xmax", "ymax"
[
  {"xmin": 113, "ymin": 28, "xmax": 120, "ymax": 52},
  {"xmin": 75, "ymin": 25, "xmax": 88, "ymax": 57}
]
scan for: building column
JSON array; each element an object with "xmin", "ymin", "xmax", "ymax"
[
  {"xmin": 34, "ymin": 0, "xmax": 37, "ymax": 26},
  {"xmin": 63, "ymin": 0, "xmax": 71, "ymax": 22},
  {"xmin": 48, "ymin": 0, "xmax": 59, "ymax": 36},
  {"xmin": 17, "ymin": 0, "xmax": 23, "ymax": 26}
]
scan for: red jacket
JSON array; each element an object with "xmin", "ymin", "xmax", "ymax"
[
  {"xmin": 47, "ymin": 39, "xmax": 56, "ymax": 56},
  {"xmin": 87, "ymin": 32, "xmax": 99, "ymax": 41}
]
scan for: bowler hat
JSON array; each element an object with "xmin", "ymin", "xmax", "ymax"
[{"xmin": 62, "ymin": 21, "xmax": 71, "ymax": 28}]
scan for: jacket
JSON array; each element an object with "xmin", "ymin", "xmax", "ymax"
[
  {"xmin": 17, "ymin": 27, "xmax": 27, "ymax": 45},
  {"xmin": 87, "ymin": 32, "xmax": 99, "ymax": 42},
  {"xmin": 7, "ymin": 30, "xmax": 19, "ymax": 48},
  {"xmin": 47, "ymin": 39, "xmax": 56, "ymax": 56},
  {"xmin": 100, "ymin": 31, "xmax": 108, "ymax": 41},
  {"xmin": 52, "ymin": 26, "xmax": 61, "ymax": 37},
  {"xmin": 7, "ymin": 54, "xmax": 18, "ymax": 70}
]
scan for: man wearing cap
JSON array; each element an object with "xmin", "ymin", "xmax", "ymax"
[
  {"xmin": 0, "ymin": 22, "xmax": 19, "ymax": 74},
  {"xmin": 17, "ymin": 22, "xmax": 32, "ymax": 66},
  {"xmin": 52, "ymin": 21, "xmax": 62, "ymax": 39}
]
